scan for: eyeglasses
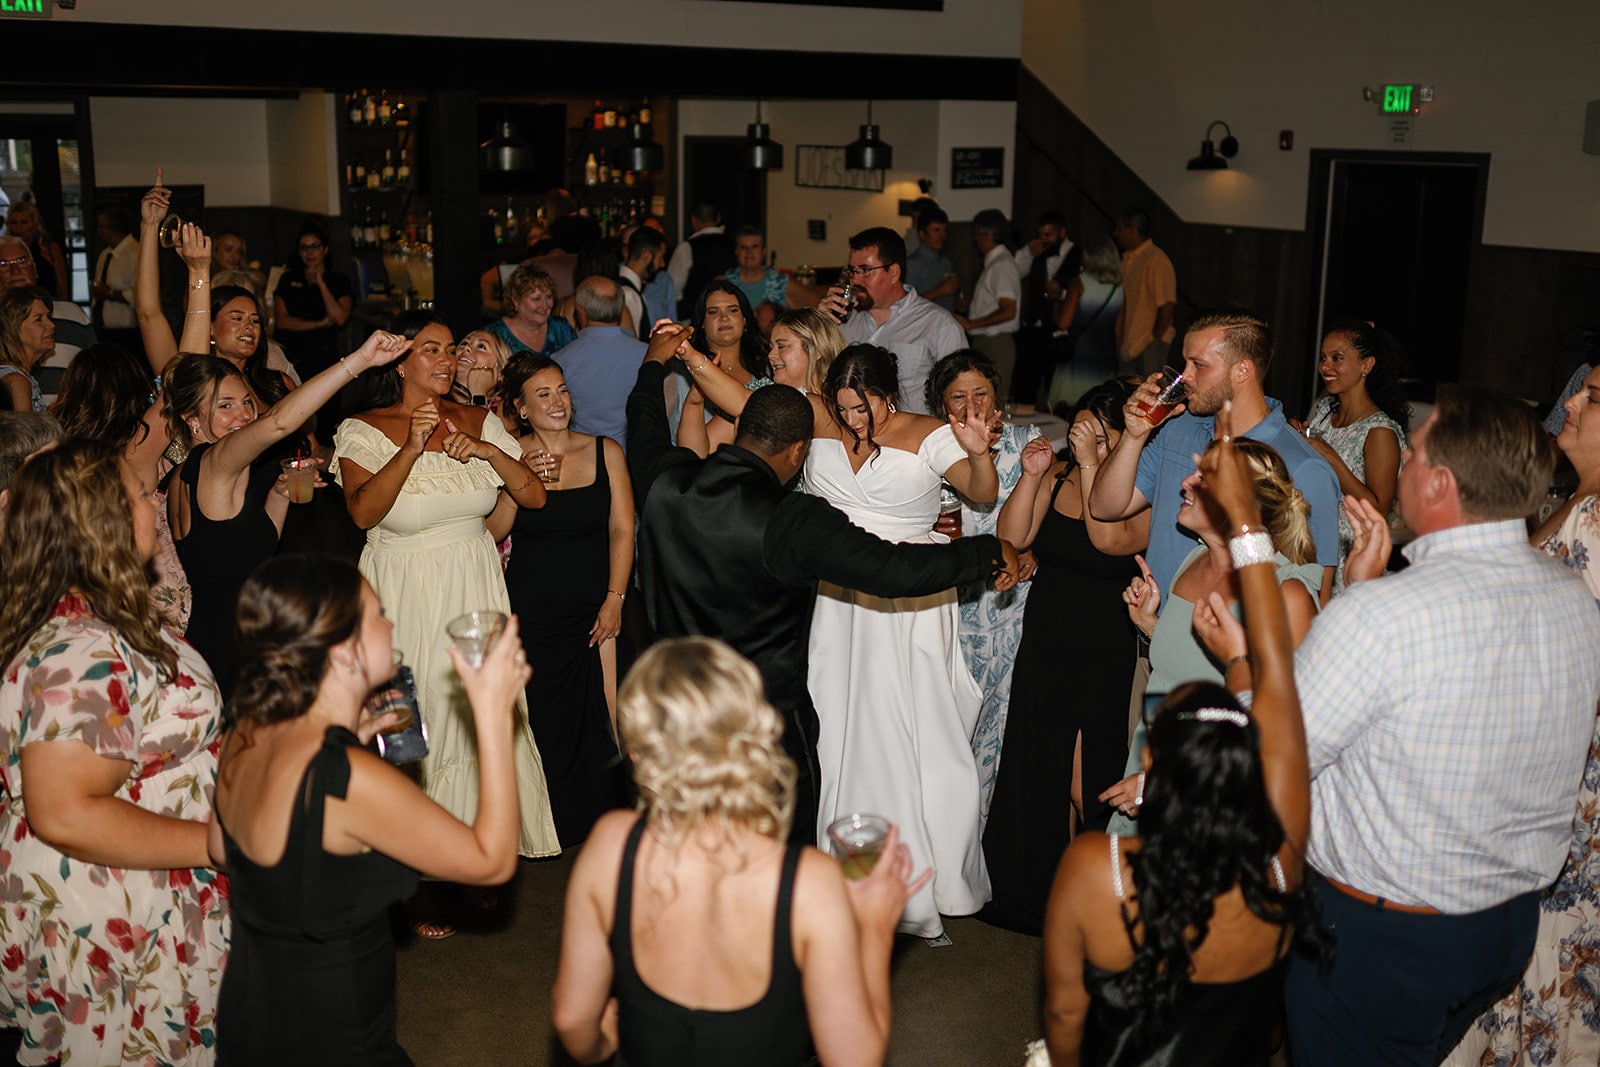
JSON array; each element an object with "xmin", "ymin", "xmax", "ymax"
[
  {"xmin": 844, "ymin": 263, "xmax": 890, "ymax": 279},
  {"xmin": 0, "ymin": 257, "xmax": 32, "ymax": 272},
  {"xmin": 298, "ymin": 242, "xmax": 325, "ymax": 252}
]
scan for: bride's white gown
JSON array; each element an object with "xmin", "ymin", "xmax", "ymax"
[{"xmin": 805, "ymin": 427, "xmax": 991, "ymax": 938}]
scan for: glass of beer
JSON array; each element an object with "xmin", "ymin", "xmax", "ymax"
[
  {"xmin": 446, "ymin": 610, "xmax": 507, "ymax": 668},
  {"xmin": 827, "ymin": 813, "xmax": 891, "ymax": 880},
  {"xmin": 1136, "ymin": 366, "xmax": 1188, "ymax": 426}
]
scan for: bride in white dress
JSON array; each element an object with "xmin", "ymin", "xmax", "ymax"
[{"xmin": 806, "ymin": 343, "xmax": 1001, "ymax": 937}]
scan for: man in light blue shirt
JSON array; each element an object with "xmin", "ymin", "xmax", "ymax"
[
  {"xmin": 552, "ymin": 277, "xmax": 646, "ymax": 453},
  {"xmin": 1090, "ymin": 308, "xmax": 1340, "ymax": 601}
]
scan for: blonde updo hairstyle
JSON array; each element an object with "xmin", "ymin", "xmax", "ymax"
[
  {"xmin": 619, "ymin": 637, "xmax": 796, "ymax": 853},
  {"xmin": 1224, "ymin": 438, "xmax": 1316, "ymax": 566}
]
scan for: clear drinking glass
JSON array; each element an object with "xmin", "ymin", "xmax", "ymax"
[
  {"xmin": 157, "ymin": 214, "xmax": 185, "ymax": 249},
  {"xmin": 827, "ymin": 813, "xmax": 891, "ymax": 880},
  {"xmin": 445, "ymin": 610, "xmax": 508, "ymax": 668}
]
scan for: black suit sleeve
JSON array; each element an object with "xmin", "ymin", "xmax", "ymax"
[
  {"xmin": 765, "ymin": 495, "xmax": 1003, "ymax": 597},
  {"xmin": 626, "ymin": 360, "xmax": 692, "ymax": 504}
]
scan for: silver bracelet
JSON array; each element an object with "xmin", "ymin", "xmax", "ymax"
[{"xmin": 1228, "ymin": 531, "xmax": 1275, "ymax": 569}]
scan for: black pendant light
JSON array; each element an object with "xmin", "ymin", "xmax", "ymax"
[
  {"xmin": 618, "ymin": 121, "xmax": 664, "ymax": 173},
  {"xmin": 741, "ymin": 101, "xmax": 784, "ymax": 170},
  {"xmin": 481, "ymin": 120, "xmax": 534, "ymax": 173},
  {"xmin": 845, "ymin": 100, "xmax": 893, "ymax": 171}
]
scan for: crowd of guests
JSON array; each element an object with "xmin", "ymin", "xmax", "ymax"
[{"xmin": 0, "ymin": 170, "xmax": 1597, "ymax": 1067}]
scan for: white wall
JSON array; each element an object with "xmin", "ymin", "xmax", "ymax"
[
  {"xmin": 58, "ymin": 0, "xmax": 1022, "ymax": 59},
  {"xmin": 266, "ymin": 92, "xmax": 340, "ymax": 216},
  {"xmin": 1023, "ymin": 0, "xmax": 1600, "ymax": 252},
  {"xmin": 676, "ymin": 98, "xmax": 1017, "ymax": 267},
  {"xmin": 90, "ymin": 97, "xmax": 274, "ymax": 204}
]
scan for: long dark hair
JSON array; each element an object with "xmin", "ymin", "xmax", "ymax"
[
  {"xmin": 210, "ymin": 285, "xmax": 287, "ymax": 406},
  {"xmin": 359, "ymin": 310, "xmax": 447, "ymax": 411},
  {"xmin": 233, "ymin": 554, "xmax": 363, "ymax": 726},
  {"xmin": 1121, "ymin": 681, "xmax": 1328, "ymax": 1029},
  {"xmin": 823, "ymin": 344, "xmax": 899, "ymax": 457},
  {"xmin": 50, "ymin": 343, "xmax": 155, "ymax": 450},
  {"xmin": 496, "ymin": 351, "xmax": 563, "ymax": 423},
  {"xmin": 689, "ymin": 278, "xmax": 770, "ymax": 380},
  {"xmin": 1060, "ymin": 376, "xmax": 1138, "ymax": 476},
  {"xmin": 1322, "ymin": 319, "xmax": 1410, "ymax": 430}
]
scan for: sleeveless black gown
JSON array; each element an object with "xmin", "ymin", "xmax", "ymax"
[
  {"xmin": 982, "ymin": 474, "xmax": 1140, "ymax": 934},
  {"xmin": 503, "ymin": 439, "xmax": 627, "ymax": 845},
  {"xmin": 219, "ymin": 727, "xmax": 420, "ymax": 1065}
]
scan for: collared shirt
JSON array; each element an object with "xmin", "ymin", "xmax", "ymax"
[
  {"xmin": 552, "ymin": 325, "xmax": 647, "ymax": 453},
  {"xmin": 1133, "ymin": 398, "xmax": 1341, "ymax": 592},
  {"xmin": 1295, "ymin": 519, "xmax": 1600, "ymax": 913},
  {"xmin": 840, "ymin": 286, "xmax": 968, "ymax": 416},
  {"xmin": 1115, "ymin": 238, "xmax": 1176, "ymax": 357},
  {"xmin": 666, "ymin": 224, "xmax": 725, "ymax": 300},
  {"xmin": 618, "ymin": 263, "xmax": 648, "ymax": 337},
  {"xmin": 95, "ymin": 234, "xmax": 139, "ymax": 329},
  {"xmin": 967, "ymin": 243, "xmax": 1021, "ymax": 337},
  {"xmin": 905, "ymin": 244, "xmax": 956, "ymax": 311}
]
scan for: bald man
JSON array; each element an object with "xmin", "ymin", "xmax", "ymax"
[{"xmin": 552, "ymin": 276, "xmax": 648, "ymax": 452}]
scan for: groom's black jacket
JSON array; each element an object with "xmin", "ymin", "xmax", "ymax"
[{"xmin": 626, "ymin": 361, "xmax": 1002, "ymax": 839}]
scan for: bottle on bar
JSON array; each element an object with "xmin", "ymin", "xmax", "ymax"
[
  {"xmin": 591, "ymin": 100, "xmax": 605, "ymax": 131},
  {"xmin": 363, "ymin": 90, "xmax": 377, "ymax": 126},
  {"xmin": 382, "ymin": 149, "xmax": 396, "ymax": 186},
  {"xmin": 638, "ymin": 98, "xmax": 653, "ymax": 125},
  {"xmin": 397, "ymin": 149, "xmax": 411, "ymax": 184},
  {"xmin": 378, "ymin": 210, "xmax": 391, "ymax": 243},
  {"xmin": 597, "ymin": 150, "xmax": 611, "ymax": 185},
  {"xmin": 378, "ymin": 93, "xmax": 392, "ymax": 127},
  {"xmin": 347, "ymin": 92, "xmax": 363, "ymax": 126},
  {"xmin": 584, "ymin": 153, "xmax": 599, "ymax": 187},
  {"xmin": 363, "ymin": 207, "xmax": 378, "ymax": 247},
  {"xmin": 354, "ymin": 158, "xmax": 367, "ymax": 186}
]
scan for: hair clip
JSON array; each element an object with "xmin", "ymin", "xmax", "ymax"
[{"xmin": 1176, "ymin": 707, "xmax": 1250, "ymax": 727}]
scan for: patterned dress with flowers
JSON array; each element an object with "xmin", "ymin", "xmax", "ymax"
[
  {"xmin": 1445, "ymin": 493, "xmax": 1600, "ymax": 1066},
  {"xmin": 0, "ymin": 596, "xmax": 229, "ymax": 1066}
]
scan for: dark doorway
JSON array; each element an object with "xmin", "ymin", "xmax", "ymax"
[
  {"xmin": 1307, "ymin": 151, "xmax": 1488, "ymax": 408},
  {"xmin": 0, "ymin": 113, "xmax": 92, "ymax": 305},
  {"xmin": 682, "ymin": 136, "xmax": 766, "ymax": 235}
]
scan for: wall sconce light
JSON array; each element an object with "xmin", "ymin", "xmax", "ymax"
[
  {"xmin": 1186, "ymin": 120, "xmax": 1239, "ymax": 171},
  {"xmin": 845, "ymin": 100, "xmax": 894, "ymax": 171},
  {"xmin": 740, "ymin": 101, "xmax": 784, "ymax": 170}
]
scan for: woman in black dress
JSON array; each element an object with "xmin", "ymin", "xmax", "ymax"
[
  {"xmin": 273, "ymin": 219, "xmax": 354, "ymax": 438},
  {"xmin": 494, "ymin": 353, "xmax": 633, "ymax": 845},
  {"xmin": 214, "ymin": 554, "xmax": 530, "ymax": 1065},
  {"xmin": 981, "ymin": 377, "xmax": 1147, "ymax": 935}
]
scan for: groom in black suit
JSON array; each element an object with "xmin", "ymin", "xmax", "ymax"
[{"xmin": 627, "ymin": 325, "xmax": 1018, "ymax": 842}]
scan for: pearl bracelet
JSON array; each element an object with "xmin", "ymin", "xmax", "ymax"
[{"xmin": 1228, "ymin": 530, "xmax": 1275, "ymax": 569}]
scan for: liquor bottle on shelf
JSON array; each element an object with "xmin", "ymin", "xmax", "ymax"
[
  {"xmin": 347, "ymin": 92, "xmax": 363, "ymax": 126},
  {"xmin": 490, "ymin": 209, "xmax": 503, "ymax": 245},
  {"xmin": 354, "ymin": 158, "xmax": 367, "ymax": 186},
  {"xmin": 344, "ymin": 162, "xmax": 356, "ymax": 189},
  {"xmin": 638, "ymin": 98, "xmax": 653, "ymax": 125},
  {"xmin": 363, "ymin": 90, "xmax": 377, "ymax": 126},
  {"xmin": 591, "ymin": 99, "xmax": 605, "ymax": 130},
  {"xmin": 584, "ymin": 153, "xmax": 599, "ymax": 187},
  {"xmin": 623, "ymin": 168, "xmax": 636, "ymax": 187},
  {"xmin": 363, "ymin": 207, "xmax": 378, "ymax": 247},
  {"xmin": 378, "ymin": 210, "xmax": 391, "ymax": 243},
  {"xmin": 351, "ymin": 219, "xmax": 364, "ymax": 249},
  {"xmin": 381, "ymin": 149, "xmax": 396, "ymax": 186},
  {"xmin": 597, "ymin": 150, "xmax": 611, "ymax": 185},
  {"xmin": 603, "ymin": 104, "xmax": 618, "ymax": 128},
  {"xmin": 397, "ymin": 148, "xmax": 411, "ymax": 184},
  {"xmin": 367, "ymin": 159, "xmax": 381, "ymax": 190},
  {"xmin": 377, "ymin": 93, "xmax": 392, "ymax": 127}
]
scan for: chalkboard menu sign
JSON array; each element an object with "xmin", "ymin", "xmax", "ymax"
[{"xmin": 951, "ymin": 147, "xmax": 1005, "ymax": 189}]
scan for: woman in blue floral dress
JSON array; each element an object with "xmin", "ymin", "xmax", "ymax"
[
  {"xmin": 0, "ymin": 440, "xmax": 228, "ymax": 1066},
  {"xmin": 925, "ymin": 351, "xmax": 1041, "ymax": 818},
  {"xmin": 1446, "ymin": 365, "xmax": 1600, "ymax": 1066}
]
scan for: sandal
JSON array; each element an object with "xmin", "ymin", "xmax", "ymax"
[{"xmin": 411, "ymin": 916, "xmax": 456, "ymax": 941}]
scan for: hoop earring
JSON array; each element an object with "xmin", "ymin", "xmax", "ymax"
[{"xmin": 887, "ymin": 400, "xmax": 897, "ymax": 414}]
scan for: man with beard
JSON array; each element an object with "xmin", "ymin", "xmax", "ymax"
[
  {"xmin": 1090, "ymin": 308, "xmax": 1340, "ymax": 599},
  {"xmin": 619, "ymin": 225, "xmax": 666, "ymax": 339}
]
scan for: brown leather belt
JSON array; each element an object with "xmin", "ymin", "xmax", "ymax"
[{"xmin": 1323, "ymin": 875, "xmax": 1442, "ymax": 915}]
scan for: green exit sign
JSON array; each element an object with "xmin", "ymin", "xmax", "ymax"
[
  {"xmin": 1382, "ymin": 84, "xmax": 1415, "ymax": 114},
  {"xmin": 0, "ymin": 0, "xmax": 50, "ymax": 17}
]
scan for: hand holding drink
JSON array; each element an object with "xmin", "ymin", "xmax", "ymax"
[
  {"xmin": 829, "ymin": 813, "xmax": 891, "ymax": 879},
  {"xmin": 279, "ymin": 456, "xmax": 319, "ymax": 504},
  {"xmin": 1135, "ymin": 366, "xmax": 1188, "ymax": 427}
]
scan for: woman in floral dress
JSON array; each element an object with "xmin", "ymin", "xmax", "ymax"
[
  {"xmin": 0, "ymin": 439, "xmax": 228, "ymax": 1066},
  {"xmin": 1445, "ymin": 364, "xmax": 1600, "ymax": 1066},
  {"xmin": 924, "ymin": 350, "xmax": 1041, "ymax": 819}
]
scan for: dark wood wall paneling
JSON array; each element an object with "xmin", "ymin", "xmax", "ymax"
[{"xmin": 1011, "ymin": 68, "xmax": 1600, "ymax": 412}]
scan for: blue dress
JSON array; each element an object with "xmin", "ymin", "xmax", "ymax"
[{"xmin": 487, "ymin": 315, "xmax": 576, "ymax": 358}]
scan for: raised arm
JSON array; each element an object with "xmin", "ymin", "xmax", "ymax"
[
  {"xmin": 206, "ymin": 331, "xmax": 410, "ymax": 483},
  {"xmin": 942, "ymin": 414, "xmax": 1000, "ymax": 504},
  {"xmin": 1088, "ymin": 376, "xmax": 1170, "ymax": 521},
  {"xmin": 625, "ymin": 324, "xmax": 697, "ymax": 502},
  {"xmin": 133, "ymin": 175, "xmax": 180, "ymax": 374},
  {"xmin": 997, "ymin": 437, "xmax": 1058, "ymax": 549},
  {"xmin": 1190, "ymin": 402, "xmax": 1308, "ymax": 869}
]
